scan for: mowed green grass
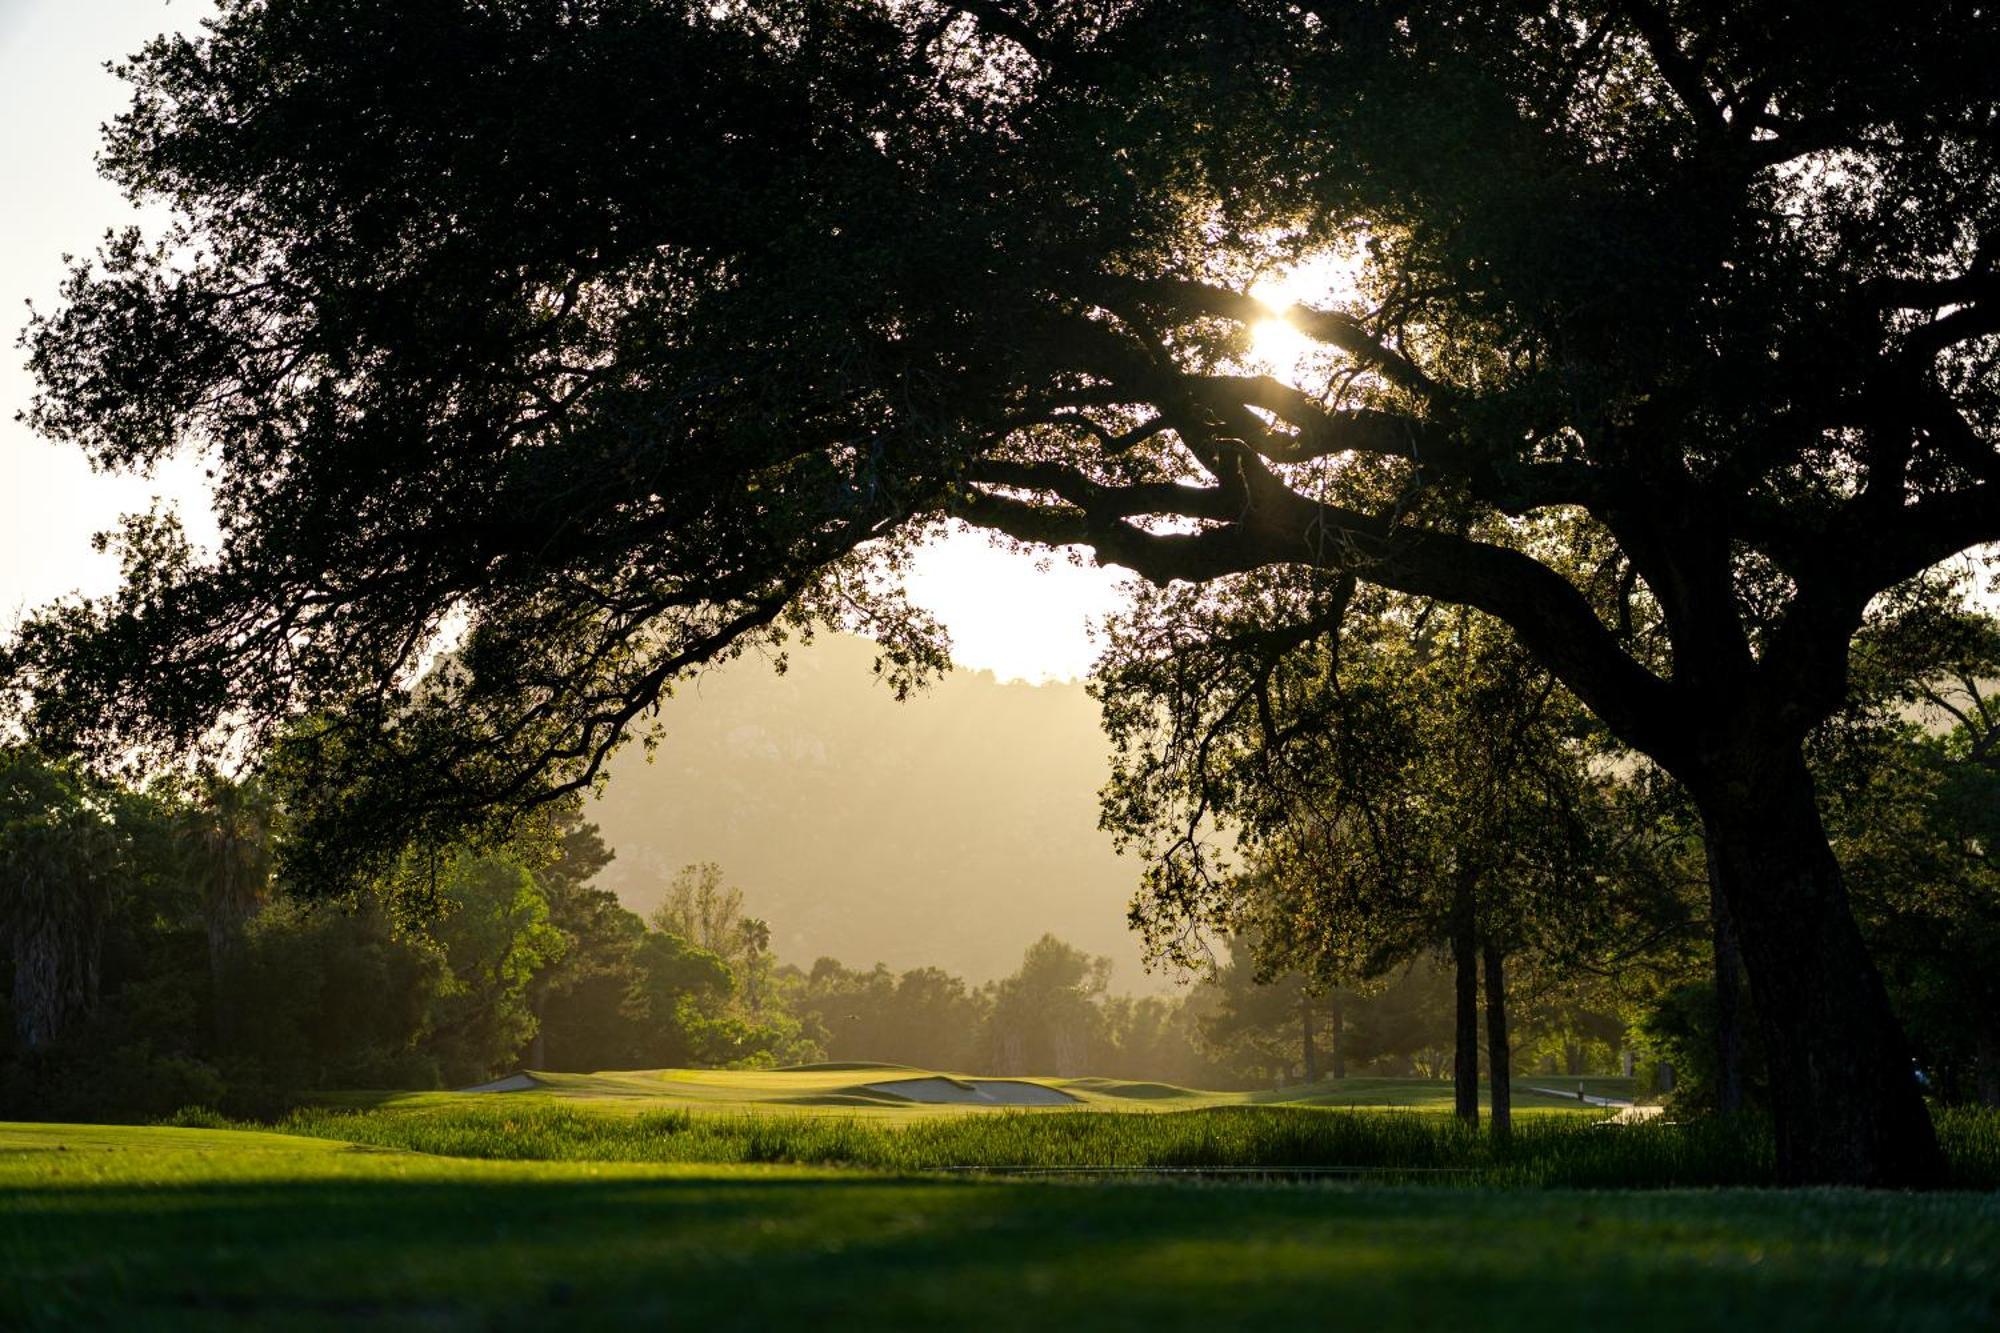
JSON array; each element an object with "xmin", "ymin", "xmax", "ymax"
[{"xmin": 2, "ymin": 1121, "xmax": 1995, "ymax": 1332}]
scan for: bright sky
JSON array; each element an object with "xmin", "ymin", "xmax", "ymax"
[
  {"xmin": 2, "ymin": 2, "xmax": 208, "ymax": 629},
  {"xmin": 1, "ymin": 2, "xmax": 1358, "ymax": 687},
  {"xmin": 0, "ymin": 0, "xmax": 1144, "ymax": 684}
]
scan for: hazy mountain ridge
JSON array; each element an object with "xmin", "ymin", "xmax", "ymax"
[{"xmin": 590, "ymin": 634, "xmax": 1175, "ymax": 992}]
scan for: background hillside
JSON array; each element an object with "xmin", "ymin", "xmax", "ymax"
[{"xmin": 590, "ymin": 634, "xmax": 1176, "ymax": 991}]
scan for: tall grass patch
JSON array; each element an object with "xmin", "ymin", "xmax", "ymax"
[
  {"xmin": 215, "ymin": 1102, "xmax": 1798, "ymax": 1187},
  {"xmin": 231, "ymin": 1100, "xmax": 2000, "ymax": 1188}
]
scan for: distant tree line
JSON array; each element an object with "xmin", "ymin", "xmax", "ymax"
[{"xmin": 1, "ymin": 745, "xmax": 1665, "ymax": 1119}]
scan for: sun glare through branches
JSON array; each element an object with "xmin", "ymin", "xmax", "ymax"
[{"xmin": 1243, "ymin": 249, "xmax": 1368, "ymax": 386}]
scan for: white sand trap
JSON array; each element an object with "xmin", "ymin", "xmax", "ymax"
[
  {"xmin": 460, "ymin": 1072, "xmax": 541, "ymax": 1093},
  {"xmin": 864, "ymin": 1076, "xmax": 1079, "ymax": 1106},
  {"xmin": 1605, "ymin": 1104, "xmax": 1665, "ymax": 1124}
]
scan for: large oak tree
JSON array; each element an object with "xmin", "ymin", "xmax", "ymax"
[{"xmin": 8, "ymin": 1, "xmax": 1997, "ymax": 1182}]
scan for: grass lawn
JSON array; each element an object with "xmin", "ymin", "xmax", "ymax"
[{"xmin": 1, "ymin": 1122, "xmax": 1997, "ymax": 1331}]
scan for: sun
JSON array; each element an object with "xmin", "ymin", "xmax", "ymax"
[
  {"xmin": 1240, "ymin": 249, "xmax": 1367, "ymax": 383},
  {"xmin": 1247, "ymin": 315, "xmax": 1317, "ymax": 378}
]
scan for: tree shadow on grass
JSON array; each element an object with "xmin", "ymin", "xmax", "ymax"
[{"xmin": 1, "ymin": 1172, "xmax": 1994, "ymax": 1332}]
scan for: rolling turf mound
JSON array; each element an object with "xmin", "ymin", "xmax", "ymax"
[
  {"xmin": 773, "ymin": 1061, "xmax": 924, "ymax": 1073},
  {"xmin": 1065, "ymin": 1078, "xmax": 1200, "ymax": 1100},
  {"xmin": 430, "ymin": 1067, "xmax": 1637, "ymax": 1118}
]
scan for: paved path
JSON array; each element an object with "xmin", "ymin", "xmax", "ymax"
[{"xmin": 1523, "ymin": 1085, "xmax": 1666, "ymax": 1123}]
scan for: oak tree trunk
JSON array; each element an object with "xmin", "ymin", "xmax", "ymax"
[
  {"xmin": 1698, "ymin": 748, "xmax": 1943, "ymax": 1187},
  {"xmin": 1704, "ymin": 831, "xmax": 1747, "ymax": 1115}
]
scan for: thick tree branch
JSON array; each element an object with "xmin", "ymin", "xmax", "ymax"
[
  {"xmin": 1107, "ymin": 277, "xmax": 1444, "ymax": 401},
  {"xmin": 960, "ymin": 459, "xmax": 1238, "ymax": 521},
  {"xmin": 952, "ymin": 471, "xmax": 1681, "ymax": 763},
  {"xmin": 1850, "ymin": 485, "xmax": 2000, "ymax": 593},
  {"xmin": 1203, "ymin": 374, "xmax": 1629, "ymax": 512},
  {"xmin": 1616, "ymin": 0, "xmax": 1726, "ymax": 139},
  {"xmin": 947, "ymin": 1, "xmax": 1064, "ymax": 67}
]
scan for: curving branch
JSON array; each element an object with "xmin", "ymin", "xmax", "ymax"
[
  {"xmin": 1105, "ymin": 277, "xmax": 1444, "ymax": 401},
  {"xmin": 951, "ymin": 461, "xmax": 1682, "ymax": 763},
  {"xmin": 1615, "ymin": 0, "xmax": 1726, "ymax": 139}
]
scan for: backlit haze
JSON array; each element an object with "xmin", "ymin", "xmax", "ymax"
[{"xmin": 0, "ymin": 0, "xmax": 1350, "ymax": 986}]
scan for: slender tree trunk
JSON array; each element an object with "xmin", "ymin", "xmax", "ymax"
[
  {"xmin": 1698, "ymin": 747, "xmax": 1943, "ymax": 1187},
  {"xmin": 1452, "ymin": 873, "xmax": 1480, "ymax": 1125},
  {"xmin": 1484, "ymin": 941, "xmax": 1511, "ymax": 1145},
  {"xmin": 1299, "ymin": 990, "xmax": 1319, "ymax": 1084},
  {"xmin": 1328, "ymin": 993, "xmax": 1346, "ymax": 1080},
  {"xmin": 1703, "ymin": 829, "xmax": 1747, "ymax": 1115},
  {"xmin": 527, "ymin": 992, "xmax": 547, "ymax": 1070}
]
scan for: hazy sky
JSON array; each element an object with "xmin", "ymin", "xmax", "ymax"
[{"xmin": 0, "ymin": 0, "xmax": 1130, "ymax": 683}]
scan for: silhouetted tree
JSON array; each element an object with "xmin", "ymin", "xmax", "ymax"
[
  {"xmin": 1102, "ymin": 587, "xmax": 1654, "ymax": 1137},
  {"xmin": 983, "ymin": 935, "xmax": 1111, "ymax": 1076},
  {"xmin": 1195, "ymin": 933, "xmax": 1344, "ymax": 1087},
  {"xmin": 13, "ymin": 0, "xmax": 1999, "ymax": 1182},
  {"xmin": 530, "ymin": 819, "xmax": 645, "ymax": 1071}
]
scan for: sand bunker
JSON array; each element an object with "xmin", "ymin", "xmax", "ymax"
[
  {"xmin": 863, "ymin": 1076, "xmax": 1078, "ymax": 1106},
  {"xmin": 461, "ymin": 1072, "xmax": 541, "ymax": 1093}
]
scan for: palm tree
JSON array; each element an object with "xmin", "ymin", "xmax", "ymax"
[
  {"xmin": 174, "ymin": 775, "xmax": 275, "ymax": 1042},
  {"xmin": 0, "ymin": 751, "xmax": 118, "ymax": 1052}
]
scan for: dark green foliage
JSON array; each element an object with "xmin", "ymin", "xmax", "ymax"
[
  {"xmin": 423, "ymin": 855, "xmax": 567, "ymax": 1086},
  {"xmin": 1638, "ymin": 980, "xmax": 1769, "ymax": 1117},
  {"xmin": 219, "ymin": 899, "xmax": 445, "ymax": 1103},
  {"xmin": 1817, "ymin": 715, "xmax": 2000, "ymax": 1104},
  {"xmin": 799, "ymin": 959, "xmax": 988, "ymax": 1073},
  {"xmin": 0, "ymin": 770, "xmax": 673, "ymax": 1114},
  {"xmin": 531, "ymin": 822, "xmax": 648, "ymax": 1071},
  {"xmin": 624, "ymin": 931, "xmax": 736, "ymax": 1066}
]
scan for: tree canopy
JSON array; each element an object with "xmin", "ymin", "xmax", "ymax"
[{"xmin": 10, "ymin": 0, "xmax": 1999, "ymax": 1183}]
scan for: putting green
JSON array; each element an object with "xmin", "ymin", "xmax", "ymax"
[{"xmin": 375, "ymin": 1066, "xmax": 1633, "ymax": 1119}]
